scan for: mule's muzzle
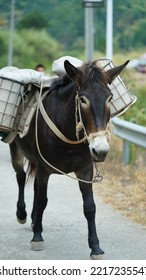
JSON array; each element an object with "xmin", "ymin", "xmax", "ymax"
[
  {"xmin": 88, "ymin": 133, "xmax": 110, "ymax": 162},
  {"xmin": 92, "ymin": 148, "xmax": 109, "ymax": 162}
]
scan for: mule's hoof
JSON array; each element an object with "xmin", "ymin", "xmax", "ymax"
[
  {"xmin": 17, "ymin": 217, "xmax": 27, "ymax": 224},
  {"xmin": 90, "ymin": 247, "xmax": 104, "ymax": 260},
  {"xmin": 16, "ymin": 209, "xmax": 27, "ymax": 224},
  {"xmin": 90, "ymin": 253, "xmax": 104, "ymax": 260},
  {"xmin": 31, "ymin": 241, "xmax": 44, "ymax": 251}
]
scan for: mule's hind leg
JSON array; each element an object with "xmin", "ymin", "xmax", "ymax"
[
  {"xmin": 9, "ymin": 142, "xmax": 27, "ymax": 223},
  {"xmin": 31, "ymin": 165, "xmax": 49, "ymax": 251},
  {"xmin": 76, "ymin": 167, "xmax": 104, "ymax": 259}
]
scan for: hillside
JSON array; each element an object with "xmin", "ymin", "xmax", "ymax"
[{"xmin": 0, "ymin": 0, "xmax": 146, "ymax": 52}]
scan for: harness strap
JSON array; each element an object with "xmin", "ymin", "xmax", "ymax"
[{"xmin": 35, "ymin": 89, "xmax": 86, "ymax": 145}]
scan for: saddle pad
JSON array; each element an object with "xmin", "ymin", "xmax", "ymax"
[{"xmin": 0, "ymin": 66, "xmax": 52, "ymax": 86}]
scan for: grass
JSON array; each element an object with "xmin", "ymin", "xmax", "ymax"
[{"xmin": 94, "ymin": 135, "xmax": 146, "ymax": 226}]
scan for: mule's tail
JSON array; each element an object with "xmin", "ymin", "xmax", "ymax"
[{"xmin": 26, "ymin": 160, "xmax": 36, "ymax": 182}]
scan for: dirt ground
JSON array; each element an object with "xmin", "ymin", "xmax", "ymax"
[{"xmin": 94, "ymin": 135, "xmax": 146, "ymax": 226}]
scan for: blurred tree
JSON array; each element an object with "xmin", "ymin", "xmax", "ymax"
[
  {"xmin": 0, "ymin": 17, "xmax": 8, "ymax": 27},
  {"xmin": 0, "ymin": 29, "xmax": 62, "ymax": 70},
  {"xmin": 1, "ymin": 0, "xmax": 146, "ymax": 53},
  {"xmin": 17, "ymin": 11, "xmax": 48, "ymax": 30}
]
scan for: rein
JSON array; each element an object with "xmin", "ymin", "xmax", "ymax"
[{"xmin": 34, "ymin": 79, "xmax": 103, "ymax": 184}]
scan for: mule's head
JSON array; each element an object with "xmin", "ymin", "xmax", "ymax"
[{"xmin": 64, "ymin": 59, "xmax": 129, "ymax": 162}]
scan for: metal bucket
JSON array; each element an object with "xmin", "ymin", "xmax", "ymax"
[
  {"xmin": 97, "ymin": 59, "xmax": 137, "ymax": 117},
  {"xmin": 0, "ymin": 77, "xmax": 25, "ymax": 132}
]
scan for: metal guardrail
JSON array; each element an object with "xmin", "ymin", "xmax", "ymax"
[{"xmin": 112, "ymin": 117, "xmax": 146, "ymax": 164}]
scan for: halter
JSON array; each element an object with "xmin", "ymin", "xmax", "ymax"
[{"xmin": 34, "ymin": 78, "xmax": 105, "ymax": 183}]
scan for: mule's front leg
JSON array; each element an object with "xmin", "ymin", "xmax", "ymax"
[
  {"xmin": 31, "ymin": 167, "xmax": 49, "ymax": 251},
  {"xmin": 80, "ymin": 182, "xmax": 104, "ymax": 259},
  {"xmin": 76, "ymin": 168, "xmax": 104, "ymax": 259}
]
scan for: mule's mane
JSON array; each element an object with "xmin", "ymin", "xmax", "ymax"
[
  {"xmin": 50, "ymin": 75, "xmax": 73, "ymax": 93},
  {"xmin": 50, "ymin": 60, "xmax": 108, "ymax": 93},
  {"xmin": 80, "ymin": 60, "xmax": 108, "ymax": 86}
]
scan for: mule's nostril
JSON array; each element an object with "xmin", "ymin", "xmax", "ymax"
[
  {"xmin": 92, "ymin": 148, "xmax": 109, "ymax": 162},
  {"xmin": 92, "ymin": 148, "xmax": 98, "ymax": 157},
  {"xmin": 92, "ymin": 148, "xmax": 108, "ymax": 157}
]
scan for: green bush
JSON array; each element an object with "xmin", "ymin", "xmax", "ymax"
[
  {"xmin": 122, "ymin": 71, "xmax": 146, "ymax": 126},
  {"xmin": 0, "ymin": 29, "xmax": 62, "ymax": 72}
]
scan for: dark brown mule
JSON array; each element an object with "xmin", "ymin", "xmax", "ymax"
[{"xmin": 9, "ymin": 59, "xmax": 129, "ymax": 259}]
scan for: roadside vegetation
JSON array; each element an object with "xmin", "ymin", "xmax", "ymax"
[
  {"xmin": 94, "ymin": 134, "xmax": 146, "ymax": 227},
  {"xmin": 0, "ymin": 0, "xmax": 146, "ymax": 69}
]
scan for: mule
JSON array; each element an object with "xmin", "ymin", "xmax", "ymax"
[{"xmin": 9, "ymin": 59, "xmax": 129, "ymax": 259}]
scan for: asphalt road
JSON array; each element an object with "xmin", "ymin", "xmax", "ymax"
[{"xmin": 0, "ymin": 141, "xmax": 146, "ymax": 260}]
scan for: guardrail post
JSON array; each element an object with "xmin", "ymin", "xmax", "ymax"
[
  {"xmin": 112, "ymin": 117, "xmax": 146, "ymax": 165},
  {"xmin": 123, "ymin": 140, "xmax": 130, "ymax": 165}
]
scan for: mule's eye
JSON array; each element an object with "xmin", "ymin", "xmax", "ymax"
[{"xmin": 80, "ymin": 96, "xmax": 90, "ymax": 108}]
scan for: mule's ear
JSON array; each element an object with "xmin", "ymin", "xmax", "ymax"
[
  {"xmin": 64, "ymin": 60, "xmax": 81, "ymax": 81},
  {"xmin": 106, "ymin": 60, "xmax": 130, "ymax": 84}
]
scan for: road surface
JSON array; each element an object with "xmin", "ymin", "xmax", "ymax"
[{"xmin": 0, "ymin": 141, "xmax": 146, "ymax": 260}]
